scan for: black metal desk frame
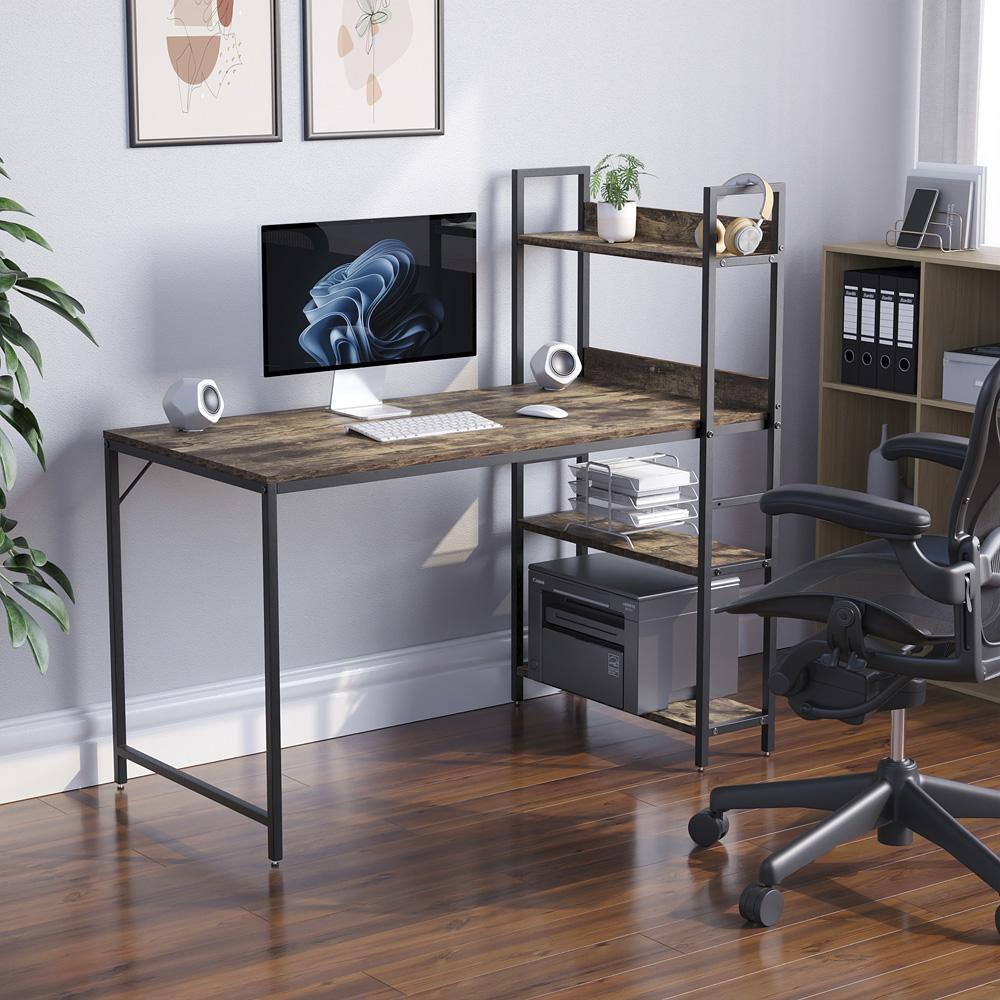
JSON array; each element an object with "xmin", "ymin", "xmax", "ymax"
[{"xmin": 105, "ymin": 171, "xmax": 784, "ymax": 864}]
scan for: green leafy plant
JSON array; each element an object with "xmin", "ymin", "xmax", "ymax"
[
  {"xmin": 0, "ymin": 154, "xmax": 96, "ymax": 672},
  {"xmin": 590, "ymin": 153, "xmax": 652, "ymax": 211}
]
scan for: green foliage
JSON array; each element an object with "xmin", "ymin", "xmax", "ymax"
[
  {"xmin": 589, "ymin": 153, "xmax": 653, "ymax": 211},
  {"xmin": 0, "ymin": 155, "xmax": 94, "ymax": 672}
]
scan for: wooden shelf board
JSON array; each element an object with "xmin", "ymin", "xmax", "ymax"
[
  {"xmin": 921, "ymin": 396, "xmax": 976, "ymax": 414},
  {"xmin": 518, "ymin": 230, "xmax": 774, "ymax": 267},
  {"xmin": 643, "ymin": 697, "xmax": 763, "ymax": 735},
  {"xmin": 518, "ymin": 204, "xmax": 777, "ymax": 268},
  {"xmin": 824, "ymin": 241, "xmax": 1000, "ymax": 272},
  {"xmin": 520, "ymin": 510, "xmax": 761, "ymax": 575},
  {"xmin": 519, "ymin": 230, "xmax": 710, "ymax": 266},
  {"xmin": 821, "ymin": 381, "xmax": 918, "ymax": 405}
]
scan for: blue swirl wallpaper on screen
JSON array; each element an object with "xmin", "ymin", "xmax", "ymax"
[{"xmin": 298, "ymin": 239, "xmax": 445, "ymax": 367}]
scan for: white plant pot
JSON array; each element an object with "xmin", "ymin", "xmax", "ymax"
[{"xmin": 596, "ymin": 201, "xmax": 637, "ymax": 243}]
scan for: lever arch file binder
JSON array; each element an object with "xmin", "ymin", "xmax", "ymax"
[
  {"xmin": 841, "ymin": 269, "xmax": 861, "ymax": 385},
  {"xmin": 858, "ymin": 271, "xmax": 879, "ymax": 388},
  {"xmin": 876, "ymin": 271, "xmax": 898, "ymax": 391},
  {"xmin": 893, "ymin": 267, "xmax": 919, "ymax": 394}
]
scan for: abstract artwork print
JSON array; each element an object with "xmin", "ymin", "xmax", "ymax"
[
  {"xmin": 304, "ymin": 0, "xmax": 442, "ymax": 139},
  {"xmin": 127, "ymin": 0, "xmax": 281, "ymax": 146}
]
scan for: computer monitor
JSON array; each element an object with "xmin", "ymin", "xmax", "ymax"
[{"xmin": 261, "ymin": 213, "xmax": 476, "ymax": 419}]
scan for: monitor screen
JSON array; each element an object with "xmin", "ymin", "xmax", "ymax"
[{"xmin": 261, "ymin": 213, "xmax": 476, "ymax": 377}]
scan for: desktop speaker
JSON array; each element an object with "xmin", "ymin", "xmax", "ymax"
[
  {"xmin": 163, "ymin": 377, "xmax": 225, "ymax": 432},
  {"xmin": 530, "ymin": 342, "xmax": 582, "ymax": 390}
]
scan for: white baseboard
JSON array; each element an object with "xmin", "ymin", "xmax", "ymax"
[{"xmin": 0, "ymin": 630, "xmax": 554, "ymax": 806}]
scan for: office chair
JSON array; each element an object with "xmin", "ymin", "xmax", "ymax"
[{"xmin": 688, "ymin": 361, "xmax": 1000, "ymax": 935}]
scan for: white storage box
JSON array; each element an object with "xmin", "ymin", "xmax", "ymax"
[{"xmin": 942, "ymin": 344, "xmax": 1000, "ymax": 406}]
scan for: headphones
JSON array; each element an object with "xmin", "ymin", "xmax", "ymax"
[{"xmin": 694, "ymin": 173, "xmax": 774, "ymax": 256}]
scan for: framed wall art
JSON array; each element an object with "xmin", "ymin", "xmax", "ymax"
[
  {"xmin": 303, "ymin": 0, "xmax": 443, "ymax": 140},
  {"xmin": 126, "ymin": 0, "xmax": 282, "ymax": 147}
]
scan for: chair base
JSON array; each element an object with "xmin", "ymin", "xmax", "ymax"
[{"xmin": 690, "ymin": 753, "xmax": 1000, "ymax": 933}]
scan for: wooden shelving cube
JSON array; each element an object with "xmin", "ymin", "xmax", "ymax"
[{"xmin": 817, "ymin": 241, "xmax": 1000, "ymax": 556}]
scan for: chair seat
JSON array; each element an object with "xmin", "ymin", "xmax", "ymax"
[{"xmin": 725, "ymin": 536, "xmax": 1000, "ymax": 645}]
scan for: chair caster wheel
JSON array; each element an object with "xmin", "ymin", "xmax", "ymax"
[
  {"xmin": 739, "ymin": 884, "xmax": 783, "ymax": 927},
  {"xmin": 688, "ymin": 809, "xmax": 730, "ymax": 847}
]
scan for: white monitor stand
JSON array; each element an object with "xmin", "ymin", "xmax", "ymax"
[{"xmin": 328, "ymin": 367, "xmax": 411, "ymax": 421}]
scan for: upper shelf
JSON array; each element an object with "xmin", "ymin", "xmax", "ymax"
[
  {"xmin": 824, "ymin": 241, "xmax": 1000, "ymax": 272},
  {"xmin": 519, "ymin": 204, "xmax": 778, "ymax": 267}
]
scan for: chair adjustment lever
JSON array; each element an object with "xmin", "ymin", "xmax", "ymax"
[{"xmin": 769, "ymin": 638, "xmax": 828, "ymax": 697}]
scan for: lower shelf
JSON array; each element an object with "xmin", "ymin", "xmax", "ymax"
[
  {"xmin": 643, "ymin": 696, "xmax": 764, "ymax": 736},
  {"xmin": 520, "ymin": 511, "xmax": 763, "ymax": 575}
]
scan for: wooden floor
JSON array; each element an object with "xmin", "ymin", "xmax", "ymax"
[{"xmin": 5, "ymin": 665, "xmax": 1000, "ymax": 999}]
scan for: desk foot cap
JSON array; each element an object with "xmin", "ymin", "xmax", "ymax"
[
  {"xmin": 115, "ymin": 784, "xmax": 126, "ymax": 791},
  {"xmin": 696, "ymin": 766, "xmax": 705, "ymax": 773},
  {"xmin": 269, "ymin": 860, "xmax": 281, "ymax": 869}
]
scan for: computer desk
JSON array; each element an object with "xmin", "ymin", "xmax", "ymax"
[{"xmin": 104, "ymin": 347, "xmax": 768, "ymax": 864}]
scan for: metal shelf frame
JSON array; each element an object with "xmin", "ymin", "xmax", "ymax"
[{"xmin": 511, "ymin": 166, "xmax": 785, "ymax": 769}]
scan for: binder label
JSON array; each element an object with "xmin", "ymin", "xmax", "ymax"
[
  {"xmin": 898, "ymin": 293, "xmax": 915, "ymax": 346},
  {"xmin": 860, "ymin": 287, "xmax": 877, "ymax": 343},
  {"xmin": 878, "ymin": 289, "xmax": 895, "ymax": 343},
  {"xmin": 843, "ymin": 285, "xmax": 858, "ymax": 335}
]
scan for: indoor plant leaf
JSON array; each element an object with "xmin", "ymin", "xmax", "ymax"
[
  {"xmin": 2, "ymin": 321, "xmax": 43, "ymax": 373},
  {"xmin": 21, "ymin": 606, "xmax": 48, "ymax": 673},
  {"xmin": 16, "ymin": 277, "xmax": 85, "ymax": 316},
  {"xmin": 0, "ymin": 197, "xmax": 31, "ymax": 216},
  {"xmin": 12, "ymin": 581, "xmax": 68, "ymax": 632},
  {"xmin": 37, "ymin": 559, "xmax": 74, "ymax": 602},
  {"xmin": 13, "ymin": 289, "xmax": 96, "ymax": 344},
  {"xmin": 13, "ymin": 363, "xmax": 29, "ymax": 402},
  {"xmin": 0, "ymin": 221, "xmax": 25, "ymax": 242},
  {"xmin": 0, "ymin": 593, "xmax": 26, "ymax": 647},
  {"xmin": 0, "ymin": 426, "xmax": 16, "ymax": 490},
  {"xmin": 0, "ymin": 375, "xmax": 13, "ymax": 405}
]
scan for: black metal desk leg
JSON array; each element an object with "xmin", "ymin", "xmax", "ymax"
[
  {"xmin": 511, "ymin": 463, "xmax": 524, "ymax": 704},
  {"xmin": 105, "ymin": 444, "xmax": 128, "ymax": 788},
  {"xmin": 262, "ymin": 485, "xmax": 283, "ymax": 865}
]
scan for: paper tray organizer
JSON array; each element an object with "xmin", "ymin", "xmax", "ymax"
[{"xmin": 566, "ymin": 454, "xmax": 699, "ymax": 546}]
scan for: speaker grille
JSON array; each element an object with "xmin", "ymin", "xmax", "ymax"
[
  {"xmin": 550, "ymin": 349, "xmax": 576, "ymax": 377},
  {"xmin": 202, "ymin": 386, "xmax": 221, "ymax": 415}
]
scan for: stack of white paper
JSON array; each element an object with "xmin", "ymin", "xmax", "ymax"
[{"xmin": 570, "ymin": 457, "xmax": 698, "ymax": 530}]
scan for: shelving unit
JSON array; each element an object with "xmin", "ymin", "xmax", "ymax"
[
  {"xmin": 817, "ymin": 241, "xmax": 1000, "ymax": 556},
  {"xmin": 511, "ymin": 166, "xmax": 786, "ymax": 768}
]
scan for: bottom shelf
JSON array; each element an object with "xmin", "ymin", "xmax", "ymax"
[
  {"xmin": 643, "ymin": 697, "xmax": 764, "ymax": 736},
  {"xmin": 520, "ymin": 511, "xmax": 763, "ymax": 575}
]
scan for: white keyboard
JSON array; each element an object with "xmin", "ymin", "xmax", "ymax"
[{"xmin": 347, "ymin": 411, "xmax": 503, "ymax": 442}]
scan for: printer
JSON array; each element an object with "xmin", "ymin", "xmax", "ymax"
[{"xmin": 526, "ymin": 553, "xmax": 740, "ymax": 715}]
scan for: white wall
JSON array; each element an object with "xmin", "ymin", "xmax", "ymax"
[{"xmin": 1, "ymin": 3, "xmax": 919, "ymax": 761}]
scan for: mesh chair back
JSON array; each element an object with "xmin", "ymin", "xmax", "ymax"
[{"xmin": 949, "ymin": 359, "xmax": 1000, "ymax": 560}]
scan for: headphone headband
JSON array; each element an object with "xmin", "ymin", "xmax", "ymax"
[{"xmin": 721, "ymin": 173, "xmax": 773, "ymax": 223}]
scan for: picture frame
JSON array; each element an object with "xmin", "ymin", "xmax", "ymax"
[
  {"xmin": 302, "ymin": 0, "xmax": 444, "ymax": 141},
  {"xmin": 126, "ymin": 0, "xmax": 282, "ymax": 148}
]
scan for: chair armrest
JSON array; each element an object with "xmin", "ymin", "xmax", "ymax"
[
  {"xmin": 761, "ymin": 484, "xmax": 931, "ymax": 539},
  {"xmin": 881, "ymin": 432, "xmax": 967, "ymax": 471}
]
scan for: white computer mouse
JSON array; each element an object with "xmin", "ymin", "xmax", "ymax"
[{"xmin": 517, "ymin": 403, "xmax": 568, "ymax": 419}]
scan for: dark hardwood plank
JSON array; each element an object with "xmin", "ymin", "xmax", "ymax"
[{"xmin": 3, "ymin": 667, "xmax": 1000, "ymax": 998}]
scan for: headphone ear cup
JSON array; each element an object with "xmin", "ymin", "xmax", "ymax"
[
  {"xmin": 723, "ymin": 217, "xmax": 762, "ymax": 256},
  {"xmin": 694, "ymin": 218, "xmax": 726, "ymax": 254}
]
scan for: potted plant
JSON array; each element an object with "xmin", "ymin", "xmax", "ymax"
[
  {"xmin": 590, "ymin": 153, "xmax": 651, "ymax": 243},
  {"xmin": 0, "ymin": 154, "xmax": 96, "ymax": 671}
]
